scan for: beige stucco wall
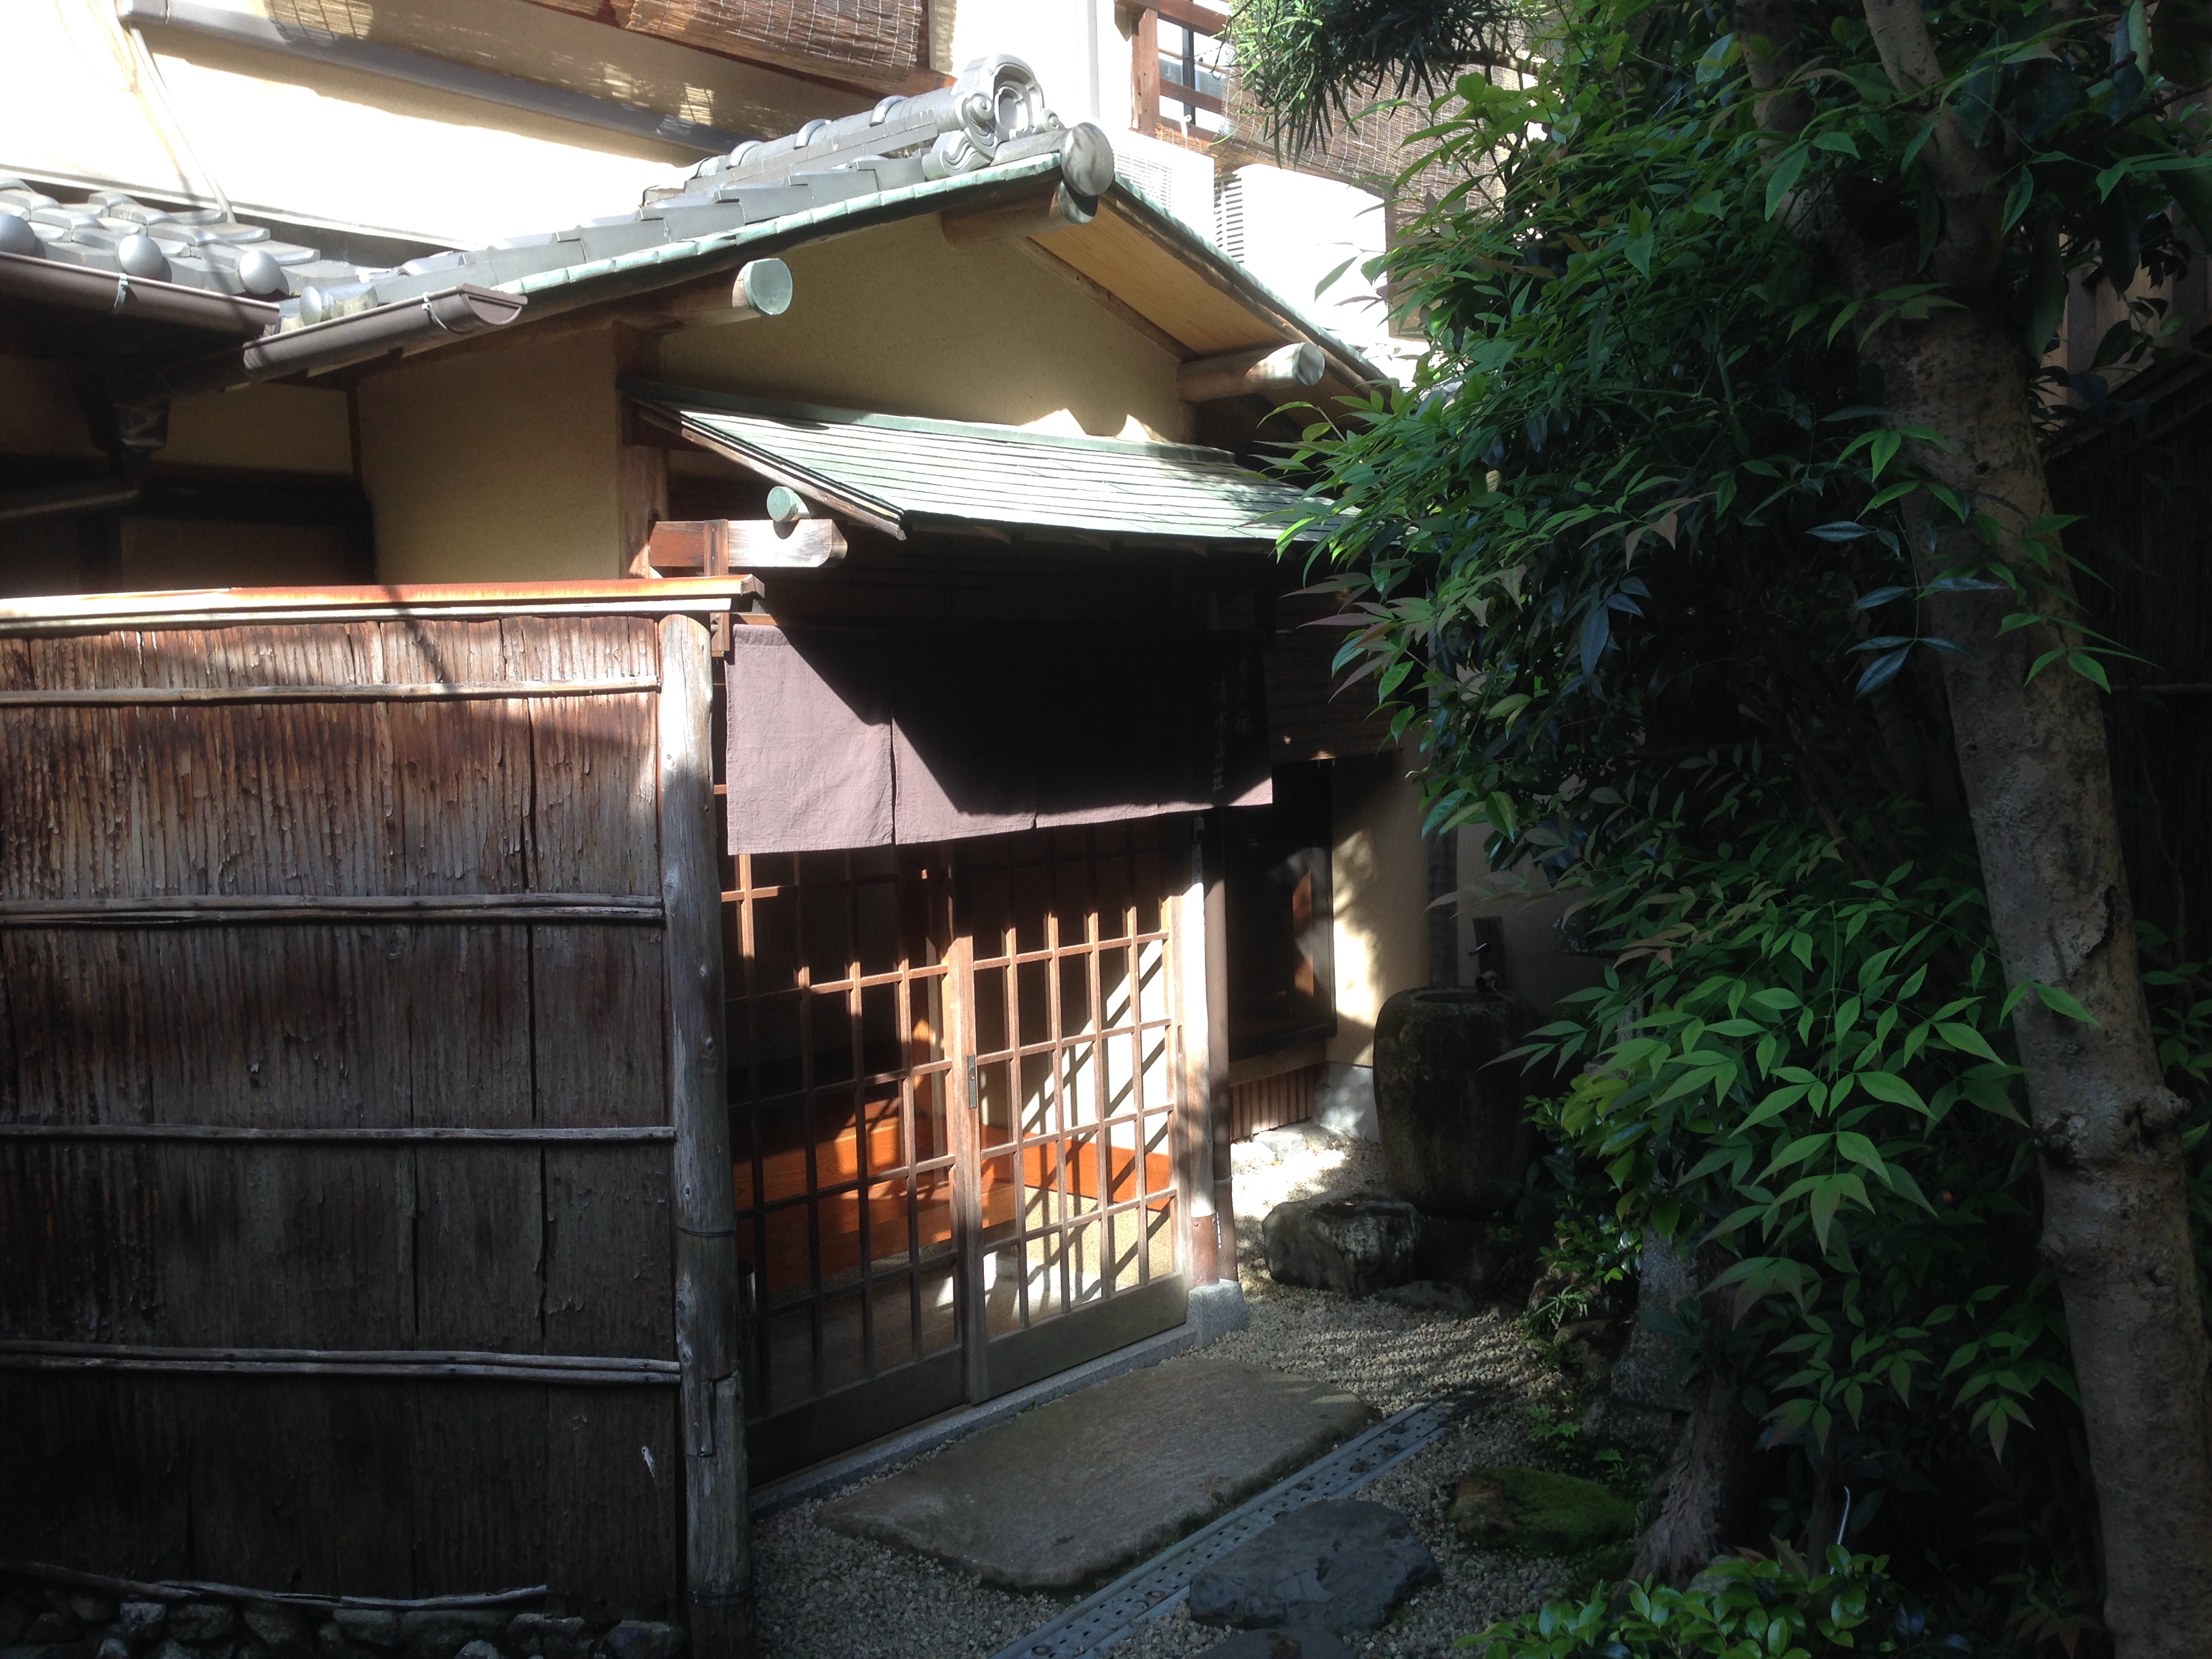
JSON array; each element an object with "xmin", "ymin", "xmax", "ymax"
[
  {"xmin": 165, "ymin": 384, "xmax": 353, "ymax": 474},
  {"xmin": 1326, "ymin": 754, "xmax": 1432, "ymax": 1068},
  {"xmin": 359, "ymin": 326, "xmax": 623, "ymax": 583},
  {"xmin": 659, "ymin": 213, "xmax": 1187, "ymax": 440},
  {"xmin": 0, "ymin": 357, "xmax": 102, "ymax": 457}
]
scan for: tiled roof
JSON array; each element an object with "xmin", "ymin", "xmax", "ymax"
[
  {"xmin": 0, "ymin": 52, "xmax": 1383, "ymax": 386},
  {"xmin": 0, "ymin": 55, "xmax": 1098, "ymax": 331},
  {"xmin": 634, "ymin": 386, "xmax": 1326, "ymax": 545}
]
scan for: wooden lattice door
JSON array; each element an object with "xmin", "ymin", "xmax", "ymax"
[{"xmin": 725, "ymin": 821, "xmax": 1193, "ymax": 1480}]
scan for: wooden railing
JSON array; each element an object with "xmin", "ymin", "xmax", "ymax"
[{"xmin": 1132, "ymin": 0, "xmax": 1233, "ymax": 138}]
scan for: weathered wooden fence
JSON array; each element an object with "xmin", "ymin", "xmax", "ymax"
[{"xmin": 0, "ymin": 586, "xmax": 747, "ymax": 1643}]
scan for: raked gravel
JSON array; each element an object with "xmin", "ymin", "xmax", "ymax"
[{"xmin": 754, "ymin": 1130, "xmax": 1582, "ymax": 1659}]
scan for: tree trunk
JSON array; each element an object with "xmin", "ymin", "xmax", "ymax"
[
  {"xmin": 1868, "ymin": 304, "xmax": 2212, "ymax": 1658},
  {"xmin": 1629, "ymin": 1370, "xmax": 1759, "ymax": 1582}
]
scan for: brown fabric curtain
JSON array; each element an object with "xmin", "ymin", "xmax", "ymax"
[{"xmin": 723, "ymin": 623, "xmax": 1272, "ymax": 856}]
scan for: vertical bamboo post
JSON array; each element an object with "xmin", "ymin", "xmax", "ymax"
[{"xmin": 659, "ymin": 613, "xmax": 750, "ymax": 1658}]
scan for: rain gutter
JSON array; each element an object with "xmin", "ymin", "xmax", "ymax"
[
  {"xmin": 0, "ymin": 249, "xmax": 277, "ymax": 335},
  {"xmin": 148, "ymin": 284, "xmax": 525, "ymax": 396}
]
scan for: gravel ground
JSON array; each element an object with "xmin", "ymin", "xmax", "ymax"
[{"xmin": 754, "ymin": 1129, "xmax": 1579, "ymax": 1659}]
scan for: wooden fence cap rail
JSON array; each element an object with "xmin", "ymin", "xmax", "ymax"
[
  {"xmin": 0, "ymin": 1557, "xmax": 547, "ymax": 1612},
  {"xmin": 0, "ymin": 893, "xmax": 665, "ymax": 928},
  {"xmin": 0, "ymin": 577, "xmax": 762, "ymax": 634}
]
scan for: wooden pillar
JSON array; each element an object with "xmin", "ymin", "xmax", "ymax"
[
  {"xmin": 658, "ymin": 613, "xmax": 750, "ymax": 1658},
  {"xmin": 1176, "ymin": 815, "xmax": 1227, "ymax": 1284},
  {"xmin": 1132, "ymin": 7, "xmax": 1161, "ymax": 137},
  {"xmin": 617, "ymin": 326, "xmax": 668, "ymax": 575},
  {"xmin": 1202, "ymin": 814, "xmax": 1234, "ymax": 1267}
]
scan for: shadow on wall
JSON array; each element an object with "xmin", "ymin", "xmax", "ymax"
[
  {"xmin": 1326, "ymin": 754, "xmax": 1429, "ymax": 1070},
  {"xmin": 1453, "ymin": 825, "xmax": 1610, "ymax": 1016}
]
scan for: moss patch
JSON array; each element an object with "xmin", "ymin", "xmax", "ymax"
[{"xmin": 1448, "ymin": 1465, "xmax": 1639, "ymax": 1557}]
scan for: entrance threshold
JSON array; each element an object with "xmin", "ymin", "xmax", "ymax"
[{"xmin": 749, "ymin": 1319, "xmax": 1201, "ymax": 1517}]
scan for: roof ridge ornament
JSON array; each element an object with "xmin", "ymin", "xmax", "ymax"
[{"xmin": 691, "ymin": 56, "xmax": 1061, "ymax": 191}]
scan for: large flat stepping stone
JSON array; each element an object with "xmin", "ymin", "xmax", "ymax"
[
  {"xmin": 1188, "ymin": 1498, "xmax": 1437, "ymax": 1633},
  {"xmin": 819, "ymin": 1359, "xmax": 1374, "ymax": 1592}
]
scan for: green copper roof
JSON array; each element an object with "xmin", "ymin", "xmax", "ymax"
[{"xmin": 627, "ymin": 384, "xmax": 1327, "ymax": 546}]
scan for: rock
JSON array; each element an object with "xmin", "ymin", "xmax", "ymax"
[
  {"xmin": 600, "ymin": 1624, "xmax": 683, "ymax": 1659},
  {"xmin": 328, "ymin": 1614, "xmax": 400, "ymax": 1653},
  {"xmin": 150, "ymin": 1642, "xmax": 197, "ymax": 1659},
  {"xmin": 822, "ymin": 1358, "xmax": 1374, "ymax": 1592},
  {"xmin": 1252, "ymin": 1123, "xmax": 1340, "ymax": 1161},
  {"xmin": 1195, "ymin": 1629, "xmax": 1358, "ymax": 1659},
  {"xmin": 0, "ymin": 1600, "xmax": 31, "ymax": 1647},
  {"xmin": 1262, "ymin": 1192, "xmax": 1418, "ymax": 1297},
  {"xmin": 395, "ymin": 1614, "xmax": 504, "ymax": 1659},
  {"xmin": 1372, "ymin": 988, "xmax": 1534, "ymax": 1216},
  {"xmin": 24, "ymin": 1617, "xmax": 75, "ymax": 1646},
  {"xmin": 1187, "ymin": 1500, "xmax": 1439, "ymax": 1633},
  {"xmin": 168, "ymin": 1605, "xmax": 238, "ymax": 1645},
  {"xmin": 1311, "ymin": 1065, "xmax": 1377, "ymax": 1141},
  {"xmin": 1448, "ymin": 1465, "xmax": 1639, "ymax": 1558},
  {"xmin": 119, "ymin": 1605, "xmax": 169, "ymax": 1642},
  {"xmin": 66, "ymin": 1601, "xmax": 117, "ymax": 1631},
  {"xmin": 1372, "ymin": 1278, "xmax": 1477, "ymax": 1317},
  {"xmin": 1190, "ymin": 1279, "xmax": 1252, "ymax": 1343},
  {"xmin": 313, "ymin": 1624, "xmax": 361, "ymax": 1659},
  {"xmin": 243, "ymin": 1607, "xmax": 310, "ymax": 1658},
  {"xmin": 98, "ymin": 1641, "xmax": 131, "ymax": 1659},
  {"xmin": 502, "ymin": 1617, "xmax": 588, "ymax": 1659},
  {"xmin": 451, "ymin": 1642, "xmax": 501, "ymax": 1659}
]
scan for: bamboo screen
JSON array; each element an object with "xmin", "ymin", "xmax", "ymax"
[{"xmin": 617, "ymin": 0, "xmax": 926, "ymax": 73}]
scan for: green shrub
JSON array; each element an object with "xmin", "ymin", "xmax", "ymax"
[{"xmin": 1458, "ymin": 1549, "xmax": 1932, "ymax": 1657}]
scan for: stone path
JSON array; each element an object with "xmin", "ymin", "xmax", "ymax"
[
  {"xmin": 821, "ymin": 1359, "xmax": 1375, "ymax": 1593},
  {"xmin": 989, "ymin": 1395, "xmax": 1465, "ymax": 1659},
  {"xmin": 752, "ymin": 1130, "xmax": 1578, "ymax": 1658}
]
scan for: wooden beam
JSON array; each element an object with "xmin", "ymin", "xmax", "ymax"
[
  {"xmin": 1178, "ymin": 343, "xmax": 1326, "ymax": 403},
  {"xmin": 1012, "ymin": 237, "xmax": 1193, "ymax": 361},
  {"xmin": 940, "ymin": 182, "xmax": 1097, "ymax": 249},
  {"xmin": 659, "ymin": 612, "xmax": 751, "ymax": 1659},
  {"xmin": 1160, "ymin": 83, "xmax": 1227, "ymax": 117},
  {"xmin": 1132, "ymin": 7, "xmax": 1162, "ymax": 137},
  {"xmin": 628, "ymin": 259, "xmax": 795, "ymax": 331},
  {"xmin": 634, "ymin": 518, "xmax": 847, "ymax": 573},
  {"xmin": 1148, "ymin": 0, "xmax": 1234, "ymax": 35}
]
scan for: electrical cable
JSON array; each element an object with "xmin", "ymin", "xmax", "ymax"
[{"xmin": 115, "ymin": 3, "xmax": 234, "ymax": 221}]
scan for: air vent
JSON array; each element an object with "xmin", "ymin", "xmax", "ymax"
[{"xmin": 1215, "ymin": 171, "xmax": 1247, "ymax": 263}]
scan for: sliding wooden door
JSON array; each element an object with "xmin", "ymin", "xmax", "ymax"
[{"xmin": 726, "ymin": 822, "xmax": 1193, "ymax": 1481}]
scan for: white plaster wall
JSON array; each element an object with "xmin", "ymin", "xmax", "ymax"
[{"xmin": 0, "ymin": 0, "xmax": 787, "ymax": 247}]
